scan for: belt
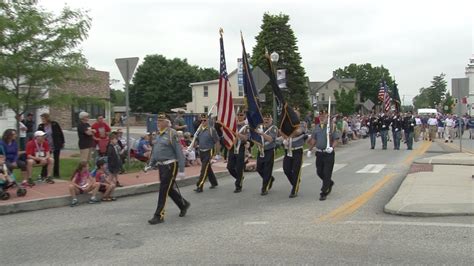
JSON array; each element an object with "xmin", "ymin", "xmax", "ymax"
[
  {"xmin": 199, "ymin": 149, "xmax": 210, "ymax": 152},
  {"xmin": 316, "ymin": 149, "xmax": 324, "ymax": 152},
  {"xmin": 156, "ymin": 159, "xmax": 177, "ymax": 165},
  {"xmin": 287, "ymin": 147, "xmax": 303, "ymax": 151}
]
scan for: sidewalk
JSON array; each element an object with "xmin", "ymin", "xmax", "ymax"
[
  {"xmin": 0, "ymin": 161, "xmax": 228, "ymax": 215},
  {"xmin": 384, "ymin": 146, "xmax": 474, "ymax": 216}
]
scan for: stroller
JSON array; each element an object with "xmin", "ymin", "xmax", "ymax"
[{"xmin": 0, "ymin": 163, "xmax": 27, "ymax": 200}]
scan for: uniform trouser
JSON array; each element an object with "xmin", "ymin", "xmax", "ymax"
[
  {"xmin": 257, "ymin": 149, "xmax": 275, "ymax": 192},
  {"xmin": 428, "ymin": 125, "xmax": 437, "ymax": 140},
  {"xmin": 227, "ymin": 146, "xmax": 245, "ymax": 189},
  {"xmin": 393, "ymin": 130, "xmax": 401, "ymax": 149},
  {"xmin": 283, "ymin": 148, "xmax": 303, "ymax": 195},
  {"xmin": 380, "ymin": 130, "xmax": 388, "ymax": 149},
  {"xmin": 369, "ymin": 132, "xmax": 377, "ymax": 148},
  {"xmin": 316, "ymin": 151, "xmax": 335, "ymax": 195},
  {"xmin": 405, "ymin": 131, "xmax": 414, "ymax": 149},
  {"xmin": 444, "ymin": 127, "xmax": 454, "ymax": 141},
  {"xmin": 154, "ymin": 162, "xmax": 186, "ymax": 220},
  {"xmin": 414, "ymin": 126, "xmax": 421, "ymax": 141},
  {"xmin": 196, "ymin": 149, "xmax": 218, "ymax": 189}
]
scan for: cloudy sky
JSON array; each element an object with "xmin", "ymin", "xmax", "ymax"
[{"xmin": 41, "ymin": 0, "xmax": 473, "ymax": 105}]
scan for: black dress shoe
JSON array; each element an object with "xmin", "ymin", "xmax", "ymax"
[
  {"xmin": 148, "ymin": 215, "xmax": 164, "ymax": 225},
  {"xmin": 194, "ymin": 187, "xmax": 203, "ymax": 193},
  {"xmin": 210, "ymin": 184, "xmax": 218, "ymax": 189},
  {"xmin": 234, "ymin": 187, "xmax": 242, "ymax": 193},
  {"xmin": 319, "ymin": 194, "xmax": 327, "ymax": 201},
  {"xmin": 289, "ymin": 193, "xmax": 297, "ymax": 198},
  {"xmin": 260, "ymin": 190, "xmax": 268, "ymax": 196},
  {"xmin": 179, "ymin": 201, "xmax": 190, "ymax": 217},
  {"xmin": 326, "ymin": 181, "xmax": 335, "ymax": 196}
]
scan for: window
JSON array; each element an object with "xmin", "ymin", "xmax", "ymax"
[
  {"xmin": 203, "ymin": 86, "xmax": 208, "ymax": 97},
  {"xmin": 238, "ymin": 85, "xmax": 244, "ymax": 97},
  {"xmin": 321, "ymin": 93, "xmax": 325, "ymax": 101},
  {"xmin": 203, "ymin": 106, "xmax": 209, "ymax": 113}
]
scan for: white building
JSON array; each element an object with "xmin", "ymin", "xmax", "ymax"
[
  {"xmin": 186, "ymin": 69, "xmax": 245, "ymax": 114},
  {"xmin": 465, "ymin": 55, "xmax": 474, "ymax": 115}
]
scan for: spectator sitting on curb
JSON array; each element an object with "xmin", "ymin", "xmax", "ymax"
[
  {"xmin": 69, "ymin": 161, "xmax": 100, "ymax": 207},
  {"xmin": 95, "ymin": 159, "xmax": 116, "ymax": 201},
  {"xmin": 0, "ymin": 129, "xmax": 28, "ymax": 184},
  {"xmin": 25, "ymin": 131, "xmax": 55, "ymax": 185}
]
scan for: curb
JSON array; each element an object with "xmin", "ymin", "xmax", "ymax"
[
  {"xmin": 0, "ymin": 171, "xmax": 229, "ymax": 215},
  {"xmin": 383, "ymin": 204, "xmax": 474, "ymax": 217}
]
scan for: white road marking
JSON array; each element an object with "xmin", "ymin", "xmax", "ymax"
[
  {"xmin": 333, "ymin": 163, "xmax": 347, "ymax": 172},
  {"xmin": 244, "ymin": 221, "xmax": 269, "ymax": 225},
  {"xmin": 341, "ymin": 220, "xmax": 474, "ymax": 228},
  {"xmin": 356, "ymin": 164, "xmax": 386, "ymax": 173}
]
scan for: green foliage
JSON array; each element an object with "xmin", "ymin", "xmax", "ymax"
[
  {"xmin": 0, "ymin": 1, "xmax": 92, "ymax": 121},
  {"xmin": 334, "ymin": 63, "xmax": 395, "ymax": 104},
  {"xmin": 129, "ymin": 55, "xmax": 218, "ymax": 113},
  {"xmin": 251, "ymin": 13, "xmax": 310, "ymax": 114},
  {"xmin": 333, "ymin": 88, "xmax": 356, "ymax": 115},
  {"xmin": 443, "ymin": 92, "xmax": 454, "ymax": 114},
  {"xmin": 413, "ymin": 73, "xmax": 447, "ymax": 110},
  {"xmin": 110, "ymin": 89, "xmax": 126, "ymax": 106}
]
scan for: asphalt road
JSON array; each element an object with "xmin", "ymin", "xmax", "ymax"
[{"xmin": 2, "ymin": 137, "xmax": 473, "ymax": 265}]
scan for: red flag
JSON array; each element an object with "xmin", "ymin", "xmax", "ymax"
[{"xmin": 217, "ymin": 30, "xmax": 237, "ymax": 149}]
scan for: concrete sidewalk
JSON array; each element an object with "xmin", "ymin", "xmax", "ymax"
[
  {"xmin": 384, "ymin": 151, "xmax": 474, "ymax": 216},
  {"xmin": 0, "ymin": 161, "xmax": 228, "ymax": 215}
]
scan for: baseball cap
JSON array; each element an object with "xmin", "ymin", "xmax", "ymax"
[{"xmin": 34, "ymin": 131, "xmax": 46, "ymax": 137}]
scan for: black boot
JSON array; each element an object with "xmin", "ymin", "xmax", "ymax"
[
  {"xmin": 179, "ymin": 201, "xmax": 191, "ymax": 217},
  {"xmin": 148, "ymin": 215, "xmax": 164, "ymax": 225},
  {"xmin": 194, "ymin": 187, "xmax": 203, "ymax": 193},
  {"xmin": 234, "ymin": 187, "xmax": 242, "ymax": 193}
]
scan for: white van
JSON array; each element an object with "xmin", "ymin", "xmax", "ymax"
[{"xmin": 417, "ymin": 108, "xmax": 437, "ymax": 115}]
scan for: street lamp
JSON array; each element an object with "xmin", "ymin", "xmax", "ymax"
[{"xmin": 270, "ymin": 51, "xmax": 279, "ymax": 125}]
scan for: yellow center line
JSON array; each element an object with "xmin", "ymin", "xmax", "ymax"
[{"xmin": 317, "ymin": 141, "xmax": 432, "ymax": 223}]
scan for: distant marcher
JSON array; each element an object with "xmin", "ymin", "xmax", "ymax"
[
  {"xmin": 444, "ymin": 114, "xmax": 455, "ymax": 143},
  {"xmin": 403, "ymin": 112, "xmax": 416, "ymax": 150},
  {"xmin": 68, "ymin": 161, "xmax": 100, "ymax": 207},
  {"xmin": 427, "ymin": 114, "xmax": 438, "ymax": 142},
  {"xmin": 38, "ymin": 113, "xmax": 65, "ymax": 179},
  {"xmin": 25, "ymin": 131, "xmax": 55, "ymax": 184},
  {"xmin": 77, "ymin": 112, "xmax": 96, "ymax": 163},
  {"xmin": 173, "ymin": 110, "xmax": 188, "ymax": 132}
]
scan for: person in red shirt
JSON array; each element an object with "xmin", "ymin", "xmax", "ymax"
[
  {"xmin": 91, "ymin": 115, "xmax": 111, "ymax": 156},
  {"xmin": 25, "ymin": 131, "xmax": 55, "ymax": 186}
]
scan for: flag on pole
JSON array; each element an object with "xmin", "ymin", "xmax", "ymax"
[
  {"xmin": 241, "ymin": 33, "xmax": 264, "ymax": 145},
  {"xmin": 392, "ymin": 82, "xmax": 401, "ymax": 112},
  {"xmin": 378, "ymin": 82, "xmax": 385, "ymax": 102},
  {"xmin": 380, "ymin": 81, "xmax": 392, "ymax": 112},
  {"xmin": 216, "ymin": 29, "xmax": 237, "ymax": 149},
  {"xmin": 265, "ymin": 48, "xmax": 299, "ymax": 137}
]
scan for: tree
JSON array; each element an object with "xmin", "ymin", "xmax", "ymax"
[
  {"xmin": 110, "ymin": 89, "xmax": 126, "ymax": 106},
  {"xmin": 334, "ymin": 63, "xmax": 395, "ymax": 104},
  {"xmin": 0, "ymin": 2, "xmax": 92, "ymax": 131},
  {"xmin": 333, "ymin": 88, "xmax": 356, "ymax": 115},
  {"xmin": 251, "ymin": 13, "xmax": 310, "ymax": 114},
  {"xmin": 442, "ymin": 92, "xmax": 454, "ymax": 114},
  {"xmin": 412, "ymin": 74, "xmax": 447, "ymax": 110},
  {"xmin": 129, "ymin": 55, "xmax": 218, "ymax": 113}
]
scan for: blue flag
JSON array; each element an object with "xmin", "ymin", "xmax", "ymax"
[{"xmin": 241, "ymin": 34, "xmax": 263, "ymax": 145}]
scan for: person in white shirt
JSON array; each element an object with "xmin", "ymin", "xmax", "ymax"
[
  {"xmin": 427, "ymin": 114, "xmax": 438, "ymax": 141},
  {"xmin": 414, "ymin": 115, "xmax": 422, "ymax": 141},
  {"xmin": 444, "ymin": 114, "xmax": 455, "ymax": 143}
]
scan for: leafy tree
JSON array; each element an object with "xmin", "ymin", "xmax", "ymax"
[
  {"xmin": 413, "ymin": 88, "xmax": 431, "ymax": 109},
  {"xmin": 251, "ymin": 13, "xmax": 310, "ymax": 114},
  {"xmin": 442, "ymin": 92, "xmax": 454, "ymax": 114},
  {"xmin": 334, "ymin": 63, "xmax": 395, "ymax": 104},
  {"xmin": 412, "ymin": 74, "xmax": 447, "ymax": 110},
  {"xmin": 129, "ymin": 55, "xmax": 218, "ymax": 113},
  {"xmin": 333, "ymin": 88, "xmax": 356, "ymax": 115},
  {"xmin": 0, "ymin": 1, "xmax": 92, "ymax": 132},
  {"xmin": 110, "ymin": 89, "xmax": 126, "ymax": 106}
]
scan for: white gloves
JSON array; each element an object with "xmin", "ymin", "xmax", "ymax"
[
  {"xmin": 143, "ymin": 165, "xmax": 153, "ymax": 173},
  {"xmin": 324, "ymin": 147, "xmax": 334, "ymax": 153},
  {"xmin": 283, "ymin": 139, "xmax": 288, "ymax": 146},
  {"xmin": 306, "ymin": 150, "xmax": 313, "ymax": 158},
  {"xmin": 177, "ymin": 172, "xmax": 186, "ymax": 179},
  {"xmin": 395, "ymin": 128, "xmax": 399, "ymax": 132},
  {"xmin": 257, "ymin": 128, "xmax": 264, "ymax": 134}
]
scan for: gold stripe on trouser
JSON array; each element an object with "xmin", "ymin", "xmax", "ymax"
[
  {"xmin": 295, "ymin": 150, "xmax": 304, "ymax": 193},
  {"xmin": 160, "ymin": 162, "xmax": 178, "ymax": 219},
  {"xmin": 198, "ymin": 149, "xmax": 213, "ymax": 188},
  {"xmin": 239, "ymin": 148, "xmax": 245, "ymax": 187},
  {"xmin": 264, "ymin": 150, "xmax": 275, "ymax": 191}
]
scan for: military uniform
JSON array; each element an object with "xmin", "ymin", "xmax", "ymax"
[
  {"xmin": 148, "ymin": 114, "xmax": 189, "ymax": 225},
  {"xmin": 391, "ymin": 114, "xmax": 403, "ymax": 150},
  {"xmin": 379, "ymin": 114, "xmax": 391, "ymax": 150},
  {"xmin": 403, "ymin": 114, "xmax": 416, "ymax": 150},
  {"xmin": 195, "ymin": 114, "xmax": 220, "ymax": 192},
  {"xmin": 311, "ymin": 122, "xmax": 336, "ymax": 201},
  {"xmin": 256, "ymin": 116, "xmax": 278, "ymax": 195},
  {"xmin": 367, "ymin": 115, "xmax": 379, "ymax": 149},
  {"xmin": 283, "ymin": 123, "xmax": 306, "ymax": 198},
  {"xmin": 227, "ymin": 123, "xmax": 248, "ymax": 193}
]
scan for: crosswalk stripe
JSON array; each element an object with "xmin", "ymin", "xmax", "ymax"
[
  {"xmin": 274, "ymin": 163, "xmax": 312, "ymax": 172},
  {"xmin": 356, "ymin": 164, "xmax": 386, "ymax": 173},
  {"xmin": 333, "ymin": 163, "xmax": 347, "ymax": 172}
]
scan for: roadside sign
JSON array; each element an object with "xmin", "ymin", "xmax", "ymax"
[
  {"xmin": 115, "ymin": 57, "xmax": 139, "ymax": 83},
  {"xmin": 363, "ymin": 99, "xmax": 375, "ymax": 110},
  {"xmin": 252, "ymin": 66, "xmax": 270, "ymax": 92}
]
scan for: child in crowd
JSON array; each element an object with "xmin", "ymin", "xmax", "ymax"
[
  {"xmin": 106, "ymin": 132, "xmax": 123, "ymax": 187},
  {"xmin": 95, "ymin": 159, "xmax": 116, "ymax": 201},
  {"xmin": 69, "ymin": 161, "xmax": 100, "ymax": 207}
]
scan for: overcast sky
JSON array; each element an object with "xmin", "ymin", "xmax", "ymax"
[{"xmin": 41, "ymin": 0, "xmax": 473, "ymax": 105}]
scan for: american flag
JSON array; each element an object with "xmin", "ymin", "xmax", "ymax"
[
  {"xmin": 217, "ymin": 32, "xmax": 237, "ymax": 149},
  {"xmin": 378, "ymin": 81, "xmax": 391, "ymax": 111}
]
